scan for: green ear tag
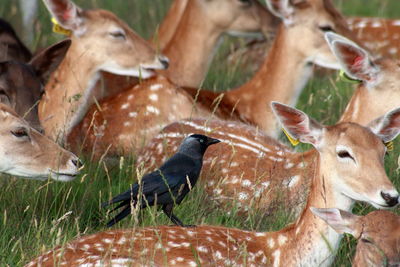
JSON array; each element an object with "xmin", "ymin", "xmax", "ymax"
[
  {"xmin": 282, "ymin": 128, "xmax": 300, "ymax": 146},
  {"xmin": 385, "ymin": 141, "xmax": 394, "ymax": 152},
  {"xmin": 339, "ymin": 69, "xmax": 362, "ymax": 84},
  {"xmin": 51, "ymin": 17, "xmax": 72, "ymax": 36}
]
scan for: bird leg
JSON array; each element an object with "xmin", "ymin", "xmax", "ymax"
[{"xmin": 162, "ymin": 204, "xmax": 195, "ymax": 227}]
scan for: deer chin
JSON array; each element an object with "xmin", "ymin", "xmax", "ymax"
[{"xmin": 49, "ymin": 170, "xmax": 79, "ymax": 182}]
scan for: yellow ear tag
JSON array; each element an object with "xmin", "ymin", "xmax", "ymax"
[
  {"xmin": 384, "ymin": 141, "xmax": 394, "ymax": 152},
  {"xmin": 282, "ymin": 128, "xmax": 300, "ymax": 146},
  {"xmin": 339, "ymin": 69, "xmax": 362, "ymax": 84},
  {"xmin": 51, "ymin": 17, "xmax": 72, "ymax": 36}
]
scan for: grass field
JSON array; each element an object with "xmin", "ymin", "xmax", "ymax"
[{"xmin": 0, "ymin": 0, "xmax": 400, "ymax": 266}]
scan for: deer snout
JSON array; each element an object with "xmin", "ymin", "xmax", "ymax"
[
  {"xmin": 70, "ymin": 157, "xmax": 83, "ymax": 169},
  {"xmin": 380, "ymin": 190, "xmax": 399, "ymax": 207}
]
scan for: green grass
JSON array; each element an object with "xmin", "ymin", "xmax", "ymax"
[{"xmin": 0, "ymin": 0, "xmax": 400, "ymax": 266}]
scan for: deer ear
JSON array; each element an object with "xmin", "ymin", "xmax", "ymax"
[
  {"xmin": 29, "ymin": 39, "xmax": 71, "ymax": 85},
  {"xmin": 310, "ymin": 207, "xmax": 361, "ymax": 237},
  {"xmin": 271, "ymin": 102, "xmax": 323, "ymax": 147},
  {"xmin": 325, "ymin": 32, "xmax": 379, "ymax": 83},
  {"xmin": 368, "ymin": 107, "xmax": 400, "ymax": 143},
  {"xmin": 265, "ymin": 0, "xmax": 294, "ymax": 25},
  {"xmin": 43, "ymin": 0, "xmax": 84, "ymax": 34}
]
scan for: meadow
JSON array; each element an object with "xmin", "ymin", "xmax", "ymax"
[{"xmin": 0, "ymin": 0, "xmax": 400, "ymax": 266}]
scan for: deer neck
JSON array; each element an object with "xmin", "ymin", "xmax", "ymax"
[
  {"xmin": 257, "ymin": 154, "xmax": 354, "ymax": 266},
  {"xmin": 160, "ymin": 1, "xmax": 223, "ymax": 88},
  {"xmin": 226, "ymin": 26, "xmax": 314, "ymax": 138},
  {"xmin": 39, "ymin": 43, "xmax": 101, "ymax": 144}
]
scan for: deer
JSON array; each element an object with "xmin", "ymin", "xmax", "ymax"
[
  {"xmin": 0, "ymin": 103, "xmax": 80, "ymax": 181},
  {"xmin": 0, "ymin": 18, "xmax": 32, "ymax": 62},
  {"xmin": 26, "ymin": 102, "xmax": 400, "ymax": 267},
  {"xmin": 325, "ymin": 32, "xmax": 400, "ymax": 126},
  {"xmin": 68, "ymin": 0, "xmax": 353, "ymax": 159},
  {"xmin": 136, "ymin": 29, "xmax": 400, "ymax": 217},
  {"xmin": 38, "ymin": 0, "xmax": 169, "ymax": 145},
  {"xmin": 226, "ymin": 15, "xmax": 400, "ymax": 73},
  {"xmin": 0, "ymin": 39, "xmax": 71, "ymax": 131},
  {"xmin": 99, "ymin": 0, "xmax": 278, "ymax": 99},
  {"xmin": 312, "ymin": 208, "xmax": 400, "ymax": 267}
]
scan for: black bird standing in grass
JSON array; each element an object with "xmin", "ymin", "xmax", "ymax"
[{"xmin": 103, "ymin": 134, "xmax": 220, "ymax": 227}]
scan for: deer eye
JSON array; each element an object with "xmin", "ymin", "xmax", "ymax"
[
  {"xmin": 337, "ymin": 150, "xmax": 355, "ymax": 162},
  {"xmin": 361, "ymin": 238, "xmax": 373, "ymax": 244},
  {"xmin": 11, "ymin": 127, "xmax": 29, "ymax": 139},
  {"xmin": 109, "ymin": 30, "xmax": 126, "ymax": 40},
  {"xmin": 319, "ymin": 25, "xmax": 335, "ymax": 32}
]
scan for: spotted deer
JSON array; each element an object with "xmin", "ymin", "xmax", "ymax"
[
  {"xmin": 312, "ymin": 208, "xmax": 400, "ymax": 267},
  {"xmin": 136, "ymin": 32, "xmax": 400, "ymax": 217},
  {"xmin": 26, "ymin": 102, "xmax": 400, "ymax": 267},
  {"xmin": 38, "ymin": 0, "xmax": 168, "ymax": 145},
  {"xmin": 68, "ymin": 0, "xmax": 352, "ymax": 159},
  {"xmin": 0, "ymin": 103, "xmax": 80, "ymax": 181},
  {"xmin": 325, "ymin": 32, "xmax": 400, "ymax": 126},
  {"xmin": 100, "ymin": 0, "xmax": 278, "ymax": 98},
  {"xmin": 157, "ymin": 0, "xmax": 278, "ymax": 88},
  {"xmin": 226, "ymin": 15, "xmax": 400, "ymax": 73}
]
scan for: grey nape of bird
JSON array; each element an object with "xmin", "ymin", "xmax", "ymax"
[{"xmin": 103, "ymin": 134, "xmax": 220, "ymax": 227}]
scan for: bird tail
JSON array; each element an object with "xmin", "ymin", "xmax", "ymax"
[{"xmin": 102, "ymin": 188, "xmax": 138, "ymax": 227}]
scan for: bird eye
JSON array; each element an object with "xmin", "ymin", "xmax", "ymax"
[
  {"xmin": 337, "ymin": 150, "xmax": 352, "ymax": 159},
  {"xmin": 109, "ymin": 30, "xmax": 126, "ymax": 40},
  {"xmin": 200, "ymin": 139, "xmax": 204, "ymax": 143},
  {"xmin": 319, "ymin": 25, "xmax": 335, "ymax": 32},
  {"xmin": 11, "ymin": 127, "xmax": 29, "ymax": 139}
]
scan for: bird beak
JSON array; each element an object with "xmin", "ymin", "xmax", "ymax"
[{"xmin": 207, "ymin": 138, "xmax": 221, "ymax": 145}]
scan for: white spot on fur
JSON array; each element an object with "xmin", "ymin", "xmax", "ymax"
[
  {"xmin": 149, "ymin": 93, "xmax": 159, "ymax": 101},
  {"xmin": 146, "ymin": 105, "xmax": 160, "ymax": 115},
  {"xmin": 273, "ymin": 250, "xmax": 281, "ymax": 267},
  {"xmin": 284, "ymin": 162, "xmax": 294, "ymax": 169},
  {"xmin": 129, "ymin": 112, "xmax": 137, "ymax": 118},
  {"xmin": 121, "ymin": 103, "xmax": 130, "ymax": 109},
  {"xmin": 278, "ymin": 235, "xmax": 288, "ymax": 245},
  {"xmin": 150, "ymin": 84, "xmax": 163, "ymax": 91},
  {"xmin": 238, "ymin": 192, "xmax": 249, "ymax": 200},
  {"xmin": 241, "ymin": 179, "xmax": 252, "ymax": 187},
  {"xmin": 268, "ymin": 238, "xmax": 275, "ymax": 248}
]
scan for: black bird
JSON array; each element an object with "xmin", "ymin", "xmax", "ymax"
[{"xmin": 103, "ymin": 134, "xmax": 220, "ymax": 227}]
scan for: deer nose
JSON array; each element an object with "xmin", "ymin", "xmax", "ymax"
[
  {"xmin": 70, "ymin": 157, "xmax": 83, "ymax": 169},
  {"xmin": 381, "ymin": 191, "xmax": 399, "ymax": 207},
  {"xmin": 159, "ymin": 56, "xmax": 169, "ymax": 69}
]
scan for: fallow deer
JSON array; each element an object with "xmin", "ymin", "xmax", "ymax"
[
  {"xmin": 227, "ymin": 15, "xmax": 400, "ymax": 73},
  {"xmin": 312, "ymin": 208, "xmax": 400, "ymax": 267},
  {"xmin": 136, "ymin": 30, "xmax": 400, "ymax": 217},
  {"xmin": 38, "ymin": 0, "xmax": 168, "ymax": 145},
  {"xmin": 100, "ymin": 0, "xmax": 278, "ymax": 98},
  {"xmin": 0, "ymin": 18, "xmax": 32, "ymax": 62},
  {"xmin": 69, "ymin": 0, "xmax": 352, "ymax": 159},
  {"xmin": 26, "ymin": 102, "xmax": 400, "ymax": 267},
  {"xmin": 0, "ymin": 103, "xmax": 80, "ymax": 181},
  {"xmin": 157, "ymin": 0, "xmax": 278, "ymax": 88},
  {"xmin": 325, "ymin": 32, "xmax": 400, "ymax": 126},
  {"xmin": 0, "ymin": 39, "xmax": 71, "ymax": 131},
  {"xmin": 347, "ymin": 16, "xmax": 400, "ymax": 59}
]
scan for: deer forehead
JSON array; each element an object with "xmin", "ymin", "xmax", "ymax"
[
  {"xmin": 363, "ymin": 211, "xmax": 400, "ymax": 235},
  {"xmin": 326, "ymin": 124, "xmax": 384, "ymax": 152}
]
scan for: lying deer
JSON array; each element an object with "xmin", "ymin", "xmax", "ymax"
[
  {"xmin": 137, "ymin": 31, "xmax": 400, "ymax": 217},
  {"xmin": 99, "ymin": 0, "xmax": 278, "ymax": 99},
  {"xmin": 227, "ymin": 15, "xmax": 400, "ymax": 73},
  {"xmin": 312, "ymin": 208, "xmax": 400, "ymax": 267},
  {"xmin": 0, "ymin": 39, "xmax": 71, "ymax": 131},
  {"xmin": 26, "ymin": 102, "xmax": 400, "ymax": 266},
  {"xmin": 38, "ymin": 0, "xmax": 168, "ymax": 145},
  {"xmin": 0, "ymin": 18, "xmax": 32, "ymax": 62},
  {"xmin": 69, "ymin": 0, "xmax": 353, "ymax": 158},
  {"xmin": 0, "ymin": 103, "xmax": 80, "ymax": 181}
]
